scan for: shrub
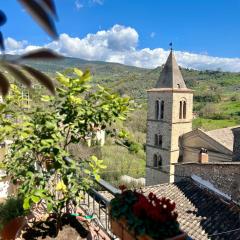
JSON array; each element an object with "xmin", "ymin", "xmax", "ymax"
[
  {"xmin": 4, "ymin": 68, "xmax": 132, "ymax": 234},
  {"xmin": 230, "ymin": 94, "xmax": 240, "ymax": 101},
  {"xmin": 194, "ymin": 93, "xmax": 221, "ymax": 103},
  {"xmin": 199, "ymin": 103, "xmax": 221, "ymax": 119}
]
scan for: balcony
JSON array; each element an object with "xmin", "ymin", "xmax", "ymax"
[{"xmin": 79, "ymin": 179, "xmax": 120, "ymax": 239}]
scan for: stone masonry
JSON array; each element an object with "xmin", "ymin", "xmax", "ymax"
[
  {"xmin": 146, "ymin": 50, "xmax": 193, "ymax": 185},
  {"xmin": 175, "ymin": 162, "xmax": 240, "ymax": 203},
  {"xmin": 232, "ymin": 127, "xmax": 240, "ymax": 161}
]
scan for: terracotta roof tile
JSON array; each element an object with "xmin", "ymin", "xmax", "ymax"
[
  {"xmin": 205, "ymin": 126, "xmax": 240, "ymax": 151},
  {"xmin": 142, "ymin": 181, "xmax": 240, "ymax": 240},
  {"xmin": 101, "ymin": 180, "xmax": 240, "ymax": 240}
]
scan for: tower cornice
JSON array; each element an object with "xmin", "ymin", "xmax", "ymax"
[{"xmin": 147, "ymin": 88, "xmax": 194, "ymax": 93}]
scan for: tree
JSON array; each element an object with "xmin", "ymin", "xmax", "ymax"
[{"xmin": 4, "ymin": 68, "xmax": 132, "ymax": 234}]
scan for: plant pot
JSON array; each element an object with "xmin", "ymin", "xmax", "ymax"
[
  {"xmin": 110, "ymin": 218, "xmax": 136, "ymax": 240},
  {"xmin": 137, "ymin": 235, "xmax": 153, "ymax": 240},
  {"xmin": 123, "ymin": 227, "xmax": 135, "ymax": 240},
  {"xmin": 21, "ymin": 214, "xmax": 91, "ymax": 239},
  {"xmin": 110, "ymin": 218, "xmax": 123, "ymax": 238},
  {"xmin": 1, "ymin": 216, "xmax": 26, "ymax": 240}
]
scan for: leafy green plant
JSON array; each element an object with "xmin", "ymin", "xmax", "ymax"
[
  {"xmin": 4, "ymin": 68, "xmax": 131, "ymax": 235},
  {"xmin": 0, "ymin": 162, "xmax": 5, "ymax": 169}
]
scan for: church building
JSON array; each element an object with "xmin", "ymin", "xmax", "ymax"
[{"xmin": 146, "ymin": 50, "xmax": 239, "ymax": 185}]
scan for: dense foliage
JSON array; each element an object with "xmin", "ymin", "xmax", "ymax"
[
  {"xmin": 7, "ymin": 55, "xmax": 240, "ymax": 131},
  {"xmin": 3, "ymin": 68, "xmax": 132, "ymax": 232}
]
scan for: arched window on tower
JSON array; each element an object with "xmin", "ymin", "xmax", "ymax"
[
  {"xmin": 153, "ymin": 154, "xmax": 163, "ymax": 168},
  {"xmin": 153, "ymin": 154, "xmax": 158, "ymax": 168},
  {"xmin": 158, "ymin": 135, "xmax": 162, "ymax": 147},
  {"xmin": 158, "ymin": 155, "xmax": 163, "ymax": 168},
  {"xmin": 154, "ymin": 134, "xmax": 163, "ymax": 148},
  {"xmin": 154, "ymin": 134, "xmax": 158, "ymax": 146},
  {"xmin": 155, "ymin": 100, "xmax": 160, "ymax": 120},
  {"xmin": 179, "ymin": 101, "xmax": 182, "ymax": 119},
  {"xmin": 183, "ymin": 101, "xmax": 187, "ymax": 119},
  {"xmin": 160, "ymin": 100, "xmax": 164, "ymax": 119}
]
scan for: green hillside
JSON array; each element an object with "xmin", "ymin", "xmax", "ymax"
[
  {"xmin": 3, "ymin": 55, "xmax": 240, "ymax": 183},
  {"xmin": 19, "ymin": 56, "xmax": 240, "ymax": 99},
  {"xmin": 7, "ymin": 54, "xmax": 240, "ymax": 131}
]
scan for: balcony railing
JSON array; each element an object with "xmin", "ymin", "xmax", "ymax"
[{"xmin": 80, "ymin": 178, "xmax": 120, "ymax": 239}]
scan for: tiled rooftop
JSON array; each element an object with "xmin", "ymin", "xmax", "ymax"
[
  {"xmin": 206, "ymin": 126, "xmax": 240, "ymax": 151},
  {"xmin": 102, "ymin": 180, "xmax": 240, "ymax": 240},
  {"xmin": 143, "ymin": 180, "xmax": 240, "ymax": 240}
]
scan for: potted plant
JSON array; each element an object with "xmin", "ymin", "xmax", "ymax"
[
  {"xmin": 109, "ymin": 186, "xmax": 187, "ymax": 240},
  {"xmin": 2, "ymin": 69, "xmax": 132, "ymax": 239}
]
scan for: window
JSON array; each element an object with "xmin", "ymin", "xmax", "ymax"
[
  {"xmin": 153, "ymin": 154, "xmax": 162, "ymax": 168},
  {"xmin": 179, "ymin": 101, "xmax": 182, "ymax": 119},
  {"xmin": 155, "ymin": 100, "xmax": 160, "ymax": 120},
  {"xmin": 156, "ymin": 100, "xmax": 164, "ymax": 120},
  {"xmin": 154, "ymin": 134, "xmax": 163, "ymax": 148},
  {"xmin": 183, "ymin": 101, "xmax": 187, "ymax": 119},
  {"xmin": 158, "ymin": 155, "xmax": 162, "ymax": 168},
  {"xmin": 154, "ymin": 134, "xmax": 158, "ymax": 146},
  {"xmin": 158, "ymin": 135, "xmax": 162, "ymax": 147},
  {"xmin": 179, "ymin": 100, "xmax": 187, "ymax": 119},
  {"xmin": 160, "ymin": 101, "xmax": 164, "ymax": 119},
  {"xmin": 153, "ymin": 154, "xmax": 158, "ymax": 168}
]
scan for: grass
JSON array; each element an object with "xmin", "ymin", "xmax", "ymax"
[
  {"xmin": 101, "ymin": 144, "xmax": 146, "ymax": 176},
  {"xmin": 193, "ymin": 117, "xmax": 240, "ymax": 131},
  {"xmin": 218, "ymin": 101, "xmax": 240, "ymax": 115},
  {"xmin": 100, "ymin": 144, "xmax": 146, "ymax": 186}
]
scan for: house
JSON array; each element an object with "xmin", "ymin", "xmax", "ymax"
[
  {"xmin": 145, "ymin": 50, "xmax": 240, "ymax": 185},
  {"xmin": 97, "ymin": 162, "xmax": 240, "ymax": 240},
  {"xmin": 181, "ymin": 126, "xmax": 238, "ymax": 163},
  {"xmin": 143, "ymin": 163, "xmax": 240, "ymax": 240}
]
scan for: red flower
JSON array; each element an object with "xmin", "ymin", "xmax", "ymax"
[
  {"xmin": 119, "ymin": 185, "xmax": 127, "ymax": 192},
  {"xmin": 132, "ymin": 195, "xmax": 150, "ymax": 218},
  {"xmin": 148, "ymin": 192, "xmax": 155, "ymax": 201}
]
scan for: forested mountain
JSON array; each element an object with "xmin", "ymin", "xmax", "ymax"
[
  {"xmin": 7, "ymin": 54, "xmax": 239, "ymax": 101},
  {"xmin": 5, "ymin": 54, "xmax": 240, "ymax": 131}
]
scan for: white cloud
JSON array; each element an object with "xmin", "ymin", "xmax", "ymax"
[
  {"xmin": 91, "ymin": 0, "xmax": 104, "ymax": 5},
  {"xmin": 4, "ymin": 25, "xmax": 240, "ymax": 72},
  {"xmin": 150, "ymin": 32, "xmax": 155, "ymax": 38},
  {"xmin": 46, "ymin": 24, "xmax": 139, "ymax": 57},
  {"xmin": 5, "ymin": 38, "xmax": 28, "ymax": 53},
  {"xmin": 75, "ymin": 0, "xmax": 84, "ymax": 10}
]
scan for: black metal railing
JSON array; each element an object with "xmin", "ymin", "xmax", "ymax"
[
  {"xmin": 63, "ymin": 157, "xmax": 119, "ymax": 237},
  {"xmin": 80, "ymin": 178, "xmax": 120, "ymax": 238}
]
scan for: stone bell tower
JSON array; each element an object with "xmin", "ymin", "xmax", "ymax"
[{"xmin": 145, "ymin": 50, "xmax": 193, "ymax": 185}]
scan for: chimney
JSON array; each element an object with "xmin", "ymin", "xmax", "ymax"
[
  {"xmin": 232, "ymin": 127, "xmax": 240, "ymax": 161},
  {"xmin": 199, "ymin": 148, "xmax": 208, "ymax": 163}
]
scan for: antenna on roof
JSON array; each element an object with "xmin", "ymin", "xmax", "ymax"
[{"xmin": 169, "ymin": 42, "xmax": 173, "ymax": 51}]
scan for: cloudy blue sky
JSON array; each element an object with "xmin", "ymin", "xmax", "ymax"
[{"xmin": 2, "ymin": 0, "xmax": 240, "ymax": 71}]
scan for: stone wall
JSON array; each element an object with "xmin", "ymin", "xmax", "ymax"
[
  {"xmin": 146, "ymin": 89, "xmax": 193, "ymax": 185},
  {"xmin": 175, "ymin": 162, "xmax": 240, "ymax": 203},
  {"xmin": 232, "ymin": 127, "xmax": 240, "ymax": 161}
]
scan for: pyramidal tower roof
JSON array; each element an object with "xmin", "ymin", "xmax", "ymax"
[{"xmin": 156, "ymin": 50, "xmax": 187, "ymax": 89}]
